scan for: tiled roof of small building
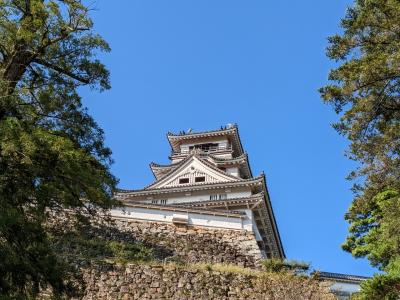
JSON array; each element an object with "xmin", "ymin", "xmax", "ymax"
[{"xmin": 317, "ymin": 272, "xmax": 370, "ymax": 283}]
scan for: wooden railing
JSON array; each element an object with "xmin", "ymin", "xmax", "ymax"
[{"xmin": 173, "ymin": 145, "xmax": 232, "ymax": 155}]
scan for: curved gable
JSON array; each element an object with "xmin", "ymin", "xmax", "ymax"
[{"xmin": 146, "ymin": 156, "xmax": 239, "ymax": 189}]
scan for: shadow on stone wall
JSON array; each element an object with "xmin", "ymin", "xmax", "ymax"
[
  {"xmin": 98, "ymin": 219, "xmax": 262, "ymax": 268},
  {"xmin": 46, "ymin": 215, "xmax": 264, "ymax": 298}
]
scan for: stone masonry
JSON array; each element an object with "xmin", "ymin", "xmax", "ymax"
[
  {"xmin": 99, "ymin": 218, "xmax": 263, "ymax": 268},
  {"xmin": 80, "ymin": 263, "xmax": 335, "ymax": 300}
]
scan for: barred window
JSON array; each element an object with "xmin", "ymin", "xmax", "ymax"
[
  {"xmin": 179, "ymin": 178, "xmax": 189, "ymax": 184},
  {"xmin": 195, "ymin": 176, "xmax": 205, "ymax": 183}
]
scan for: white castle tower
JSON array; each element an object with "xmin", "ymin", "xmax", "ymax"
[{"xmin": 113, "ymin": 125, "xmax": 284, "ymax": 258}]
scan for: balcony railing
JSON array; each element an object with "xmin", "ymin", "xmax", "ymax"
[{"xmin": 172, "ymin": 144, "xmax": 232, "ymax": 155}]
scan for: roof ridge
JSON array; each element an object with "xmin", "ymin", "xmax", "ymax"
[{"xmin": 167, "ymin": 125, "xmax": 237, "ymax": 137}]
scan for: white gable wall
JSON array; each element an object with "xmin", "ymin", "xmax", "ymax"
[{"xmin": 149, "ymin": 156, "xmax": 238, "ymax": 189}]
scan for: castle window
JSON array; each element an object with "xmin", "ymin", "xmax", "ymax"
[
  {"xmin": 210, "ymin": 194, "xmax": 227, "ymax": 201},
  {"xmin": 195, "ymin": 176, "xmax": 205, "ymax": 183},
  {"xmin": 189, "ymin": 143, "xmax": 219, "ymax": 152},
  {"xmin": 160, "ymin": 199, "xmax": 167, "ymax": 205},
  {"xmin": 179, "ymin": 178, "xmax": 189, "ymax": 184},
  {"xmin": 151, "ymin": 200, "xmax": 158, "ymax": 204}
]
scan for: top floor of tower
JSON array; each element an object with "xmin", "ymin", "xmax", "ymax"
[{"xmin": 167, "ymin": 123, "xmax": 244, "ymax": 163}]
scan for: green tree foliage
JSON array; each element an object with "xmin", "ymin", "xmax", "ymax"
[
  {"xmin": 346, "ymin": 190, "xmax": 400, "ymax": 268},
  {"xmin": 351, "ymin": 272, "xmax": 400, "ymax": 300},
  {"xmin": 0, "ymin": 0, "xmax": 117, "ymax": 297},
  {"xmin": 320, "ymin": 0, "xmax": 400, "ymax": 298}
]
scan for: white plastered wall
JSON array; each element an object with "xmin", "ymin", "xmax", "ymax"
[
  {"xmin": 330, "ymin": 282, "xmax": 361, "ymax": 296},
  {"xmin": 226, "ymin": 167, "xmax": 239, "ymax": 177},
  {"xmin": 142, "ymin": 190, "xmax": 252, "ymax": 205},
  {"xmin": 110, "ymin": 206, "xmax": 253, "ymax": 231}
]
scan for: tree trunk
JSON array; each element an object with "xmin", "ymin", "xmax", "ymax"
[
  {"xmin": 2, "ymin": 49, "xmax": 33, "ymax": 95},
  {"xmin": 0, "ymin": 45, "xmax": 34, "ymax": 121}
]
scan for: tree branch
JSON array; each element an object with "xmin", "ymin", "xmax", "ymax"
[{"xmin": 32, "ymin": 58, "xmax": 90, "ymax": 84}]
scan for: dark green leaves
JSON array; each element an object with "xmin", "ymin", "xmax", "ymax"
[
  {"xmin": 0, "ymin": 0, "xmax": 117, "ymax": 297},
  {"xmin": 321, "ymin": 0, "xmax": 400, "ymax": 298}
]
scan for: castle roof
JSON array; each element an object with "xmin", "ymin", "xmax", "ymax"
[
  {"xmin": 116, "ymin": 175, "xmax": 265, "ymax": 199},
  {"xmin": 260, "ymin": 174, "xmax": 285, "ymax": 258}
]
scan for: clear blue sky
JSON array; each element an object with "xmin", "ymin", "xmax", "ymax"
[{"xmin": 81, "ymin": 0, "xmax": 376, "ymax": 276}]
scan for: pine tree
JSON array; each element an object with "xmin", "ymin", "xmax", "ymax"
[
  {"xmin": 0, "ymin": 1, "xmax": 117, "ymax": 297},
  {"xmin": 320, "ymin": 0, "xmax": 400, "ymax": 298}
]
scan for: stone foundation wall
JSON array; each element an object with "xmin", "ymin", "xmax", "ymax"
[
  {"xmin": 102, "ymin": 218, "xmax": 263, "ymax": 268},
  {"xmin": 45, "ymin": 216, "xmax": 335, "ymax": 299},
  {"xmin": 81, "ymin": 263, "xmax": 335, "ymax": 300}
]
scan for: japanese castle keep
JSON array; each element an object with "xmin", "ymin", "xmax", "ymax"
[{"xmin": 113, "ymin": 124, "xmax": 284, "ymax": 259}]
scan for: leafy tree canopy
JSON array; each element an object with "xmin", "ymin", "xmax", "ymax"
[
  {"xmin": 0, "ymin": 0, "xmax": 117, "ymax": 297},
  {"xmin": 320, "ymin": 0, "xmax": 400, "ymax": 298}
]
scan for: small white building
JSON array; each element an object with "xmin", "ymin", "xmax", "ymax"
[
  {"xmin": 318, "ymin": 272, "xmax": 370, "ymax": 299},
  {"xmin": 114, "ymin": 125, "xmax": 285, "ymax": 258}
]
